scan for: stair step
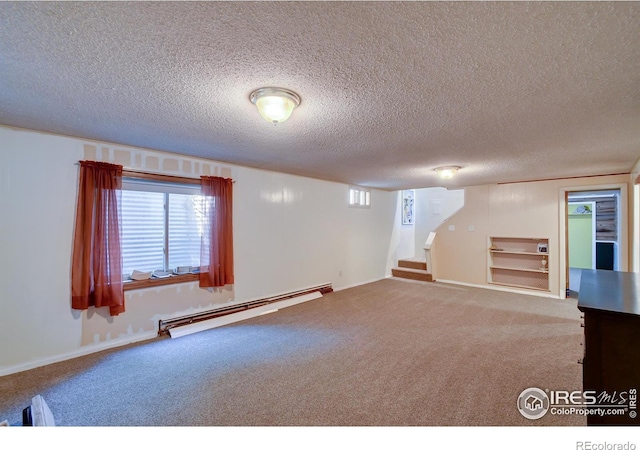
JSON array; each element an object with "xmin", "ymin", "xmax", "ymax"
[
  {"xmin": 398, "ymin": 259, "xmax": 427, "ymax": 270},
  {"xmin": 392, "ymin": 266, "xmax": 433, "ymax": 282}
]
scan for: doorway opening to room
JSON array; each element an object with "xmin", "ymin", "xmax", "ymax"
[{"xmin": 565, "ymin": 188, "xmax": 623, "ymax": 298}]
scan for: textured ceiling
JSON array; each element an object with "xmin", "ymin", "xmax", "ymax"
[{"xmin": 1, "ymin": 1, "xmax": 639, "ymax": 190}]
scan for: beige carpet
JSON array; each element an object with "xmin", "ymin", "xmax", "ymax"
[{"xmin": 0, "ymin": 278, "xmax": 585, "ymax": 426}]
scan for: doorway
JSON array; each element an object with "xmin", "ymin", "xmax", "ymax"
[{"xmin": 566, "ymin": 189, "xmax": 621, "ymax": 297}]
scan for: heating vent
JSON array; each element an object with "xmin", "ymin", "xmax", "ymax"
[{"xmin": 158, "ymin": 283, "xmax": 333, "ymax": 336}]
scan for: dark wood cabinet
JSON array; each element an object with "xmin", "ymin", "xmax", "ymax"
[{"xmin": 578, "ymin": 270, "xmax": 640, "ymax": 426}]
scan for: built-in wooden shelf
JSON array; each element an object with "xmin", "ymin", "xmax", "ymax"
[
  {"xmin": 489, "ymin": 281, "xmax": 550, "ymax": 292},
  {"xmin": 490, "ymin": 250, "xmax": 542, "ymax": 256},
  {"xmin": 488, "ymin": 237, "xmax": 550, "ymax": 292},
  {"xmin": 490, "ymin": 265, "xmax": 549, "ymax": 274}
]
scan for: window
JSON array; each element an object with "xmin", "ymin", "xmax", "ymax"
[
  {"xmin": 349, "ymin": 186, "xmax": 371, "ymax": 208},
  {"xmin": 121, "ymin": 178, "xmax": 204, "ymax": 276}
]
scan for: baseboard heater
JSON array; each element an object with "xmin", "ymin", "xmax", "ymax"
[{"xmin": 158, "ymin": 283, "xmax": 333, "ymax": 338}]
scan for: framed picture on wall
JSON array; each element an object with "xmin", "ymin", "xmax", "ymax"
[{"xmin": 402, "ymin": 190, "xmax": 415, "ymax": 225}]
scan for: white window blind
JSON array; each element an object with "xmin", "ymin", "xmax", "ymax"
[
  {"xmin": 121, "ymin": 190, "xmax": 165, "ymax": 274},
  {"xmin": 168, "ymin": 193, "xmax": 204, "ymax": 270},
  {"xmin": 120, "ymin": 178, "xmax": 204, "ymax": 277}
]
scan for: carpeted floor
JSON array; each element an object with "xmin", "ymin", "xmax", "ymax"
[{"xmin": 0, "ymin": 278, "xmax": 586, "ymax": 426}]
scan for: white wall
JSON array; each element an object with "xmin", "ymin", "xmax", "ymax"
[
  {"xmin": 413, "ymin": 188, "xmax": 464, "ymax": 257},
  {"xmin": 0, "ymin": 126, "xmax": 397, "ymax": 375},
  {"xmin": 385, "ymin": 191, "xmax": 415, "ymax": 272},
  {"xmin": 634, "ymin": 183, "xmax": 639, "ymax": 273},
  {"xmin": 631, "ymin": 157, "xmax": 640, "ymax": 273},
  {"xmin": 0, "ymin": 129, "xmax": 83, "ymax": 371},
  {"xmin": 234, "ymin": 167, "xmax": 396, "ymax": 300},
  {"xmin": 384, "ymin": 188, "xmax": 464, "ymax": 272},
  {"xmin": 432, "ymin": 175, "xmax": 633, "ymax": 297}
]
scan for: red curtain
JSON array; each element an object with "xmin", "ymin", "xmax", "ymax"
[
  {"xmin": 71, "ymin": 161, "xmax": 125, "ymax": 316},
  {"xmin": 200, "ymin": 176, "xmax": 234, "ymax": 288}
]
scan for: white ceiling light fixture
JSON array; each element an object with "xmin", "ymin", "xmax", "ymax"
[
  {"xmin": 435, "ymin": 166, "xmax": 461, "ymax": 179},
  {"xmin": 250, "ymin": 87, "xmax": 301, "ymax": 124}
]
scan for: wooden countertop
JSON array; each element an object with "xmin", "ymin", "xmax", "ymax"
[{"xmin": 577, "ymin": 269, "xmax": 640, "ymax": 316}]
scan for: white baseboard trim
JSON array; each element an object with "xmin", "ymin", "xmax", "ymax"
[
  {"xmin": 0, "ymin": 330, "xmax": 158, "ymax": 377},
  {"xmin": 168, "ymin": 291, "xmax": 323, "ymax": 338},
  {"xmin": 435, "ymin": 279, "xmax": 561, "ymax": 299}
]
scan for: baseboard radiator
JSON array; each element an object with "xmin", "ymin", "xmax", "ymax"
[{"xmin": 158, "ymin": 283, "xmax": 333, "ymax": 337}]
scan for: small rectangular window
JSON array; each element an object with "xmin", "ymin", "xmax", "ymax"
[{"xmin": 349, "ymin": 186, "xmax": 371, "ymax": 209}]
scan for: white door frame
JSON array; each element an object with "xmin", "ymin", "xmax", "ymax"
[{"xmin": 558, "ymin": 183, "xmax": 628, "ymax": 299}]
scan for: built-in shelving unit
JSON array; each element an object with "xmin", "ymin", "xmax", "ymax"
[{"xmin": 488, "ymin": 237, "xmax": 549, "ymax": 292}]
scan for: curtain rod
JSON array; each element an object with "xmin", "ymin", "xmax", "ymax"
[{"xmin": 74, "ymin": 162, "xmax": 234, "ymax": 183}]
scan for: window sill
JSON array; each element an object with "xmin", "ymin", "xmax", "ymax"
[{"xmin": 123, "ymin": 273, "xmax": 200, "ymax": 291}]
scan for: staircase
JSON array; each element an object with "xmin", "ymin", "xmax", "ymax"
[{"xmin": 392, "ymin": 258, "xmax": 433, "ymax": 282}]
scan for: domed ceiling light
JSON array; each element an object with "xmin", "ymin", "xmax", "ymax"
[
  {"xmin": 249, "ymin": 87, "xmax": 301, "ymax": 124},
  {"xmin": 434, "ymin": 166, "xmax": 461, "ymax": 179}
]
